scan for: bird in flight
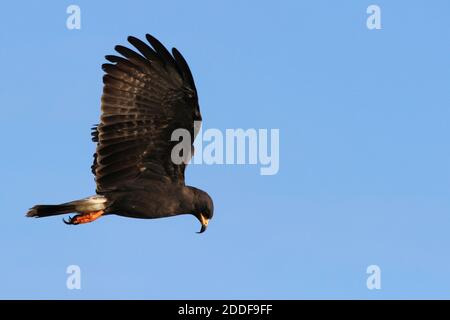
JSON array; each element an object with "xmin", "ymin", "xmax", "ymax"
[{"xmin": 26, "ymin": 34, "xmax": 213, "ymax": 233}]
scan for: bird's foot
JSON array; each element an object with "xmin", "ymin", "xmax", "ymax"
[{"xmin": 63, "ymin": 210, "xmax": 104, "ymax": 225}]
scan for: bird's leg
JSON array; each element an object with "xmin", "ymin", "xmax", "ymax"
[{"xmin": 63, "ymin": 210, "xmax": 104, "ymax": 225}]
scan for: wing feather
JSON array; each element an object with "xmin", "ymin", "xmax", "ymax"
[{"xmin": 92, "ymin": 34, "xmax": 201, "ymax": 193}]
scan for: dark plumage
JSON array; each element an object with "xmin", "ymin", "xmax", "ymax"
[{"xmin": 26, "ymin": 34, "xmax": 214, "ymax": 233}]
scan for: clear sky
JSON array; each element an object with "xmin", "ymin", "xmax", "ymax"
[{"xmin": 1, "ymin": 0, "xmax": 449, "ymax": 299}]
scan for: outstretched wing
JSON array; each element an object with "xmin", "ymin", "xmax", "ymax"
[{"xmin": 92, "ymin": 34, "xmax": 201, "ymax": 194}]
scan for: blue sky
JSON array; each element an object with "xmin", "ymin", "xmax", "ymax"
[{"xmin": 1, "ymin": 0, "xmax": 450, "ymax": 299}]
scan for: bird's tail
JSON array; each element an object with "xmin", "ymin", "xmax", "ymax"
[{"xmin": 26, "ymin": 196, "xmax": 107, "ymax": 218}]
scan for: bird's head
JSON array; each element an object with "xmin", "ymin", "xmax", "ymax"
[{"xmin": 192, "ymin": 189, "xmax": 214, "ymax": 234}]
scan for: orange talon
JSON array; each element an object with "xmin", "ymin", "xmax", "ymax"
[{"xmin": 66, "ymin": 210, "xmax": 104, "ymax": 225}]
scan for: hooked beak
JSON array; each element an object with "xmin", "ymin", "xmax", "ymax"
[{"xmin": 197, "ymin": 213, "xmax": 209, "ymax": 234}]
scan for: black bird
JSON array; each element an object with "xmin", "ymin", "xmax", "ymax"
[{"xmin": 26, "ymin": 34, "xmax": 214, "ymax": 233}]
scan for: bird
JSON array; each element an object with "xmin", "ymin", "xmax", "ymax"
[{"xmin": 26, "ymin": 34, "xmax": 214, "ymax": 233}]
